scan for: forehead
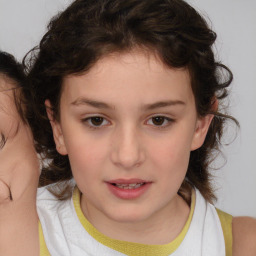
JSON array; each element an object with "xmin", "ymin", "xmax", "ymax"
[{"xmin": 62, "ymin": 51, "xmax": 193, "ymax": 104}]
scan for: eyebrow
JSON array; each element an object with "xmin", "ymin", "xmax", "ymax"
[
  {"xmin": 71, "ymin": 97, "xmax": 185, "ymax": 110},
  {"xmin": 142, "ymin": 100, "xmax": 185, "ymax": 110},
  {"xmin": 71, "ymin": 98, "xmax": 115, "ymax": 109}
]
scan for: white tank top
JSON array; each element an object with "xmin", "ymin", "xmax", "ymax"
[{"xmin": 37, "ymin": 185, "xmax": 227, "ymax": 256}]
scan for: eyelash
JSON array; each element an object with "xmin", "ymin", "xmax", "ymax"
[
  {"xmin": 81, "ymin": 115, "xmax": 174, "ymax": 130},
  {"xmin": 0, "ymin": 133, "xmax": 7, "ymax": 149},
  {"xmin": 146, "ymin": 116, "xmax": 174, "ymax": 129},
  {"xmin": 81, "ymin": 116, "xmax": 110, "ymax": 130}
]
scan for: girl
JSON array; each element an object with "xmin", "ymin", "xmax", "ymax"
[
  {"xmin": 24, "ymin": 0, "xmax": 256, "ymax": 255},
  {"xmin": 0, "ymin": 51, "xmax": 40, "ymax": 255}
]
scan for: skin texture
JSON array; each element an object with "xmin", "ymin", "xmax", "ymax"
[
  {"xmin": 233, "ymin": 217, "xmax": 256, "ymax": 256},
  {"xmin": 47, "ymin": 51, "xmax": 214, "ymax": 244},
  {"xmin": 0, "ymin": 50, "xmax": 254, "ymax": 254},
  {"xmin": 0, "ymin": 75, "xmax": 40, "ymax": 256}
]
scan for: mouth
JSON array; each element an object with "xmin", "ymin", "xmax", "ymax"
[
  {"xmin": 111, "ymin": 182, "xmax": 146, "ymax": 189},
  {"xmin": 106, "ymin": 179, "xmax": 152, "ymax": 199}
]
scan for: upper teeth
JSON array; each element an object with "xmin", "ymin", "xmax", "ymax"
[{"xmin": 115, "ymin": 183, "xmax": 144, "ymax": 189}]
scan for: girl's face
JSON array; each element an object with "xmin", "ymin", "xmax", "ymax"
[
  {"xmin": 50, "ymin": 51, "xmax": 213, "ymax": 226},
  {"xmin": 0, "ymin": 76, "xmax": 38, "ymax": 200}
]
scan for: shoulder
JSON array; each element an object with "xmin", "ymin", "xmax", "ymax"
[
  {"xmin": 37, "ymin": 180, "xmax": 75, "ymax": 202},
  {"xmin": 232, "ymin": 216, "xmax": 256, "ymax": 256}
]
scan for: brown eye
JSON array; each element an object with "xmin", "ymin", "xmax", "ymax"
[
  {"xmin": 146, "ymin": 116, "xmax": 174, "ymax": 128},
  {"xmin": 82, "ymin": 116, "xmax": 110, "ymax": 128},
  {"xmin": 152, "ymin": 116, "xmax": 165, "ymax": 126},
  {"xmin": 90, "ymin": 117, "xmax": 104, "ymax": 126}
]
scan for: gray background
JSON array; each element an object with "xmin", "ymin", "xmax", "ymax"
[{"xmin": 0, "ymin": 0, "xmax": 255, "ymax": 217}]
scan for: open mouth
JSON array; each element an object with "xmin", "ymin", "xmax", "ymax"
[
  {"xmin": 111, "ymin": 183, "xmax": 146, "ymax": 189},
  {"xmin": 106, "ymin": 180, "xmax": 151, "ymax": 199}
]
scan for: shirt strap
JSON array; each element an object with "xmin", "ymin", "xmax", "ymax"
[
  {"xmin": 216, "ymin": 208, "xmax": 233, "ymax": 256},
  {"xmin": 39, "ymin": 221, "xmax": 51, "ymax": 256}
]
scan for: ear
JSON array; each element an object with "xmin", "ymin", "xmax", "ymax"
[
  {"xmin": 45, "ymin": 100, "xmax": 67, "ymax": 155},
  {"xmin": 190, "ymin": 113, "xmax": 214, "ymax": 151},
  {"xmin": 191, "ymin": 98, "xmax": 218, "ymax": 151}
]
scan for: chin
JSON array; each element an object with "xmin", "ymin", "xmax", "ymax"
[{"xmin": 105, "ymin": 207, "xmax": 152, "ymax": 224}]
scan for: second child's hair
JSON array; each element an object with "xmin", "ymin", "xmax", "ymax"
[
  {"xmin": 24, "ymin": 0, "xmax": 237, "ymax": 202},
  {"xmin": 0, "ymin": 51, "xmax": 27, "ymax": 123}
]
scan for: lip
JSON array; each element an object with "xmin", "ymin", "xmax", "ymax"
[
  {"xmin": 106, "ymin": 179, "xmax": 152, "ymax": 200},
  {"xmin": 107, "ymin": 178, "xmax": 149, "ymax": 184}
]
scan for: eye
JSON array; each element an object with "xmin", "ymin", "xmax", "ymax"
[
  {"xmin": 82, "ymin": 116, "xmax": 110, "ymax": 128},
  {"xmin": 0, "ymin": 133, "xmax": 6, "ymax": 149},
  {"xmin": 146, "ymin": 116, "xmax": 173, "ymax": 127}
]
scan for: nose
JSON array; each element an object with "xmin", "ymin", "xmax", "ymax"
[{"xmin": 110, "ymin": 126, "xmax": 145, "ymax": 170}]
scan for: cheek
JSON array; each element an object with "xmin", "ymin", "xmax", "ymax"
[
  {"xmin": 152, "ymin": 144, "xmax": 190, "ymax": 174},
  {"xmin": 66, "ymin": 140, "xmax": 108, "ymax": 197},
  {"xmin": 148, "ymin": 132, "xmax": 192, "ymax": 177},
  {"xmin": 64, "ymin": 135, "xmax": 108, "ymax": 178},
  {"xmin": 151, "ymin": 142, "xmax": 190, "ymax": 197}
]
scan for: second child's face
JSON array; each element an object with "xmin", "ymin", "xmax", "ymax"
[
  {"xmin": 50, "ymin": 51, "xmax": 212, "ymax": 226},
  {"xmin": 0, "ymin": 77, "xmax": 38, "ymax": 200}
]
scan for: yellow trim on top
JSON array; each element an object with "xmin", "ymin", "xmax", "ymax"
[
  {"xmin": 216, "ymin": 208, "xmax": 233, "ymax": 256},
  {"xmin": 73, "ymin": 187, "xmax": 195, "ymax": 256},
  {"xmin": 39, "ymin": 221, "xmax": 51, "ymax": 256}
]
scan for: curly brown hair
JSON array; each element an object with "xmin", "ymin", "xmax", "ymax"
[{"xmin": 24, "ymin": 0, "xmax": 237, "ymax": 202}]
